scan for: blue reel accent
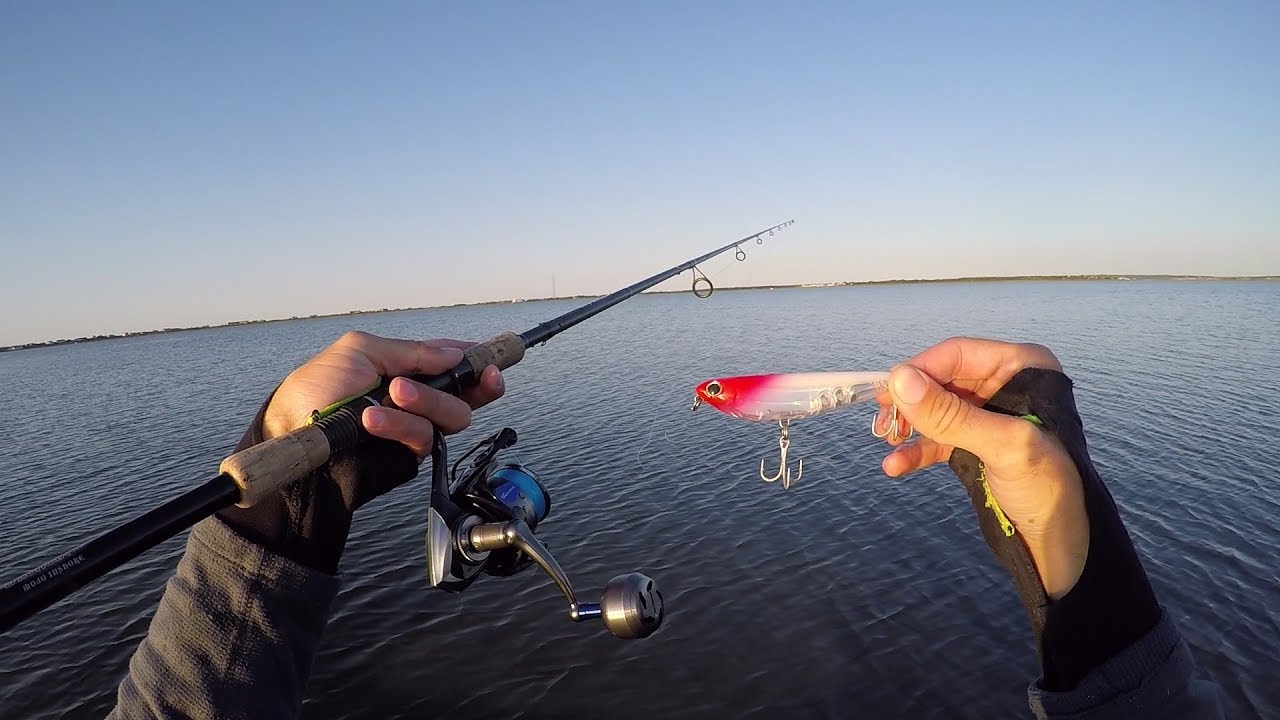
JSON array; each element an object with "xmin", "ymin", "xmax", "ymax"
[{"xmin": 488, "ymin": 463, "xmax": 551, "ymax": 528}]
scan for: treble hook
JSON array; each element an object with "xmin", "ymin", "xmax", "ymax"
[
  {"xmin": 760, "ymin": 419, "xmax": 802, "ymax": 489},
  {"xmin": 870, "ymin": 404, "xmax": 914, "ymax": 442}
]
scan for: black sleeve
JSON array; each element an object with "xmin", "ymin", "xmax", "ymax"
[{"xmin": 947, "ymin": 368, "xmax": 1161, "ymax": 691}]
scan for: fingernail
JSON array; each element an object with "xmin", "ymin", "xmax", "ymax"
[
  {"xmin": 882, "ymin": 455, "xmax": 902, "ymax": 479},
  {"xmin": 892, "ymin": 366, "xmax": 928, "ymax": 405},
  {"xmin": 395, "ymin": 377, "xmax": 419, "ymax": 403},
  {"xmin": 443, "ymin": 347, "xmax": 464, "ymax": 363},
  {"xmin": 494, "ymin": 370, "xmax": 504, "ymax": 392},
  {"xmin": 365, "ymin": 407, "xmax": 385, "ymax": 431}
]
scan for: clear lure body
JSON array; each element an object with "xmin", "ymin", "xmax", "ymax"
[{"xmin": 691, "ymin": 371, "xmax": 911, "ymax": 489}]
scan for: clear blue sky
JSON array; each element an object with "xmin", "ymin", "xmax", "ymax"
[{"xmin": 3, "ymin": 2, "xmax": 1277, "ymax": 345}]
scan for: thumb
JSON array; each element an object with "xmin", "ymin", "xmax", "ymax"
[{"xmin": 888, "ymin": 364, "xmax": 1023, "ymax": 462}]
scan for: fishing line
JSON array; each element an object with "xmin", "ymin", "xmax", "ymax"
[
  {"xmin": 634, "ymin": 423, "xmax": 679, "ymax": 473},
  {"xmin": 701, "ymin": 242, "xmax": 753, "ymax": 287}
]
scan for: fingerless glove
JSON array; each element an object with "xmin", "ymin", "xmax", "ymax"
[
  {"xmin": 216, "ymin": 393, "xmax": 422, "ymax": 575},
  {"xmin": 948, "ymin": 368, "xmax": 1162, "ymax": 691}
]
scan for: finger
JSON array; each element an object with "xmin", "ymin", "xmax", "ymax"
[
  {"xmin": 427, "ymin": 340, "xmax": 509, "ymax": 408},
  {"xmin": 459, "ymin": 364, "xmax": 505, "ymax": 409},
  {"xmin": 388, "ymin": 376, "xmax": 473, "ymax": 434},
  {"xmin": 901, "ymin": 337, "xmax": 1062, "ymax": 400},
  {"xmin": 887, "ymin": 364, "xmax": 1030, "ymax": 465},
  {"xmin": 399, "ymin": 338, "xmax": 505, "ymax": 408},
  {"xmin": 422, "ymin": 338, "xmax": 479, "ymax": 351},
  {"xmin": 338, "ymin": 331, "xmax": 465, "ymax": 378},
  {"xmin": 881, "ymin": 437, "xmax": 950, "ymax": 477},
  {"xmin": 363, "ymin": 406, "xmax": 436, "ymax": 459}
]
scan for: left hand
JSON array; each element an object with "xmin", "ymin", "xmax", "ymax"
[{"xmin": 872, "ymin": 337, "xmax": 1088, "ymax": 599}]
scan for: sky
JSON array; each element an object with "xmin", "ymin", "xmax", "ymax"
[{"xmin": 2, "ymin": 2, "xmax": 1278, "ymax": 346}]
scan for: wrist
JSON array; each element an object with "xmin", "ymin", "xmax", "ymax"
[{"xmin": 216, "ymin": 390, "xmax": 355, "ymax": 575}]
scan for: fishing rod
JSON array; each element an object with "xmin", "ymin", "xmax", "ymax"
[{"xmin": 0, "ymin": 219, "xmax": 795, "ymax": 637}]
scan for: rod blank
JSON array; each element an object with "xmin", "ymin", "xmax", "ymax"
[{"xmin": 0, "ymin": 474, "xmax": 240, "ymax": 633}]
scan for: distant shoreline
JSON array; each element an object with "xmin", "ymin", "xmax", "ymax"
[{"xmin": 4, "ymin": 274, "xmax": 1276, "ymax": 353}]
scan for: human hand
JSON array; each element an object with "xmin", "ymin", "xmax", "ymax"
[
  {"xmin": 874, "ymin": 337, "xmax": 1089, "ymax": 599},
  {"xmin": 217, "ymin": 330, "xmax": 506, "ymax": 574},
  {"xmin": 262, "ymin": 330, "xmax": 505, "ymax": 458}
]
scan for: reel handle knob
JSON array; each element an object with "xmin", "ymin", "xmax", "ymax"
[{"xmin": 596, "ymin": 572, "xmax": 665, "ymax": 639}]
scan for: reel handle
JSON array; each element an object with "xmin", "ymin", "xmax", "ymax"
[{"xmin": 467, "ymin": 520, "xmax": 664, "ymax": 640}]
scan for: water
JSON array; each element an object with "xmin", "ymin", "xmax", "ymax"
[{"xmin": 1, "ymin": 281, "xmax": 1277, "ymax": 718}]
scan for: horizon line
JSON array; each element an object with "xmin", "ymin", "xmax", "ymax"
[{"xmin": 4, "ymin": 273, "xmax": 1277, "ymax": 352}]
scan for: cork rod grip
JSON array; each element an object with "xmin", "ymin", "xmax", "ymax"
[
  {"xmin": 219, "ymin": 425, "xmax": 332, "ymax": 507},
  {"xmin": 463, "ymin": 331, "xmax": 526, "ymax": 375}
]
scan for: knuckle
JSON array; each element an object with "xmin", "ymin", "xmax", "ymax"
[
  {"xmin": 412, "ymin": 340, "xmax": 437, "ymax": 364},
  {"xmin": 376, "ymin": 409, "xmax": 402, "ymax": 434},
  {"xmin": 339, "ymin": 329, "xmax": 371, "ymax": 348},
  {"xmin": 420, "ymin": 339, "xmax": 464, "ymax": 364},
  {"xmin": 930, "ymin": 392, "xmax": 967, "ymax": 436},
  {"xmin": 417, "ymin": 385, "xmax": 441, "ymax": 415},
  {"xmin": 1018, "ymin": 342, "xmax": 1062, "ymax": 371}
]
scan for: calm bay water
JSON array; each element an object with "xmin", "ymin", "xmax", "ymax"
[{"xmin": 1, "ymin": 281, "xmax": 1277, "ymax": 718}]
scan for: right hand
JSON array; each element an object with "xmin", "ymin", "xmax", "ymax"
[
  {"xmin": 261, "ymin": 331, "xmax": 505, "ymax": 460},
  {"xmin": 217, "ymin": 330, "xmax": 506, "ymax": 574},
  {"xmin": 874, "ymin": 337, "xmax": 1090, "ymax": 599}
]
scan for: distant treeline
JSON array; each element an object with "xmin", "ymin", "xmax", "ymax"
[{"xmin": 4, "ymin": 274, "xmax": 1276, "ymax": 353}]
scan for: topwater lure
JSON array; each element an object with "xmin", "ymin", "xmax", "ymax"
[{"xmin": 691, "ymin": 371, "xmax": 913, "ymax": 489}]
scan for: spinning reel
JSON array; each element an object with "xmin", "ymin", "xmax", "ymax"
[{"xmin": 424, "ymin": 427, "xmax": 665, "ymax": 640}]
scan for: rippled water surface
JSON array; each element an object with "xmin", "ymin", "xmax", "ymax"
[{"xmin": 2, "ymin": 281, "xmax": 1277, "ymax": 718}]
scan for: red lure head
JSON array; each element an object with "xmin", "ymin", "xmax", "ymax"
[{"xmin": 691, "ymin": 375, "xmax": 770, "ymax": 417}]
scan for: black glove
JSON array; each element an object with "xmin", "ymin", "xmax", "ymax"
[
  {"xmin": 948, "ymin": 368, "xmax": 1161, "ymax": 691},
  {"xmin": 216, "ymin": 392, "xmax": 422, "ymax": 575}
]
